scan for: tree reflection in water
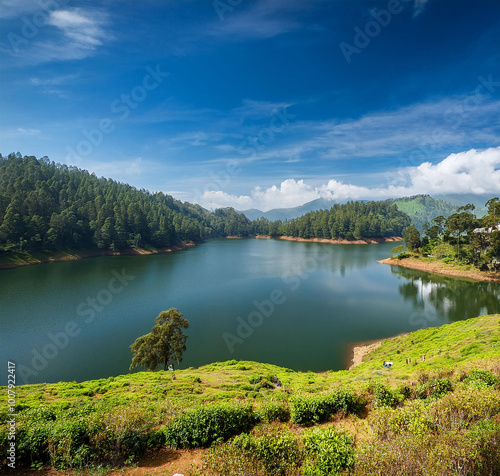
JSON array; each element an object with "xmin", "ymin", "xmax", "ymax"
[{"xmin": 393, "ymin": 266, "xmax": 500, "ymax": 323}]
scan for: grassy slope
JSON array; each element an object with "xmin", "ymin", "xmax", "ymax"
[
  {"xmin": 2, "ymin": 314, "xmax": 500, "ymax": 474},
  {"xmin": 3, "ymin": 314, "xmax": 499, "ymax": 411}
]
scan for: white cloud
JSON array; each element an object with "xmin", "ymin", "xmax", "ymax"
[
  {"xmin": 16, "ymin": 127, "xmax": 41, "ymax": 136},
  {"xmin": 198, "ymin": 147, "xmax": 500, "ymax": 211},
  {"xmin": 8, "ymin": 7, "xmax": 113, "ymax": 64},
  {"xmin": 30, "ymin": 74, "xmax": 79, "ymax": 86},
  {"xmin": 48, "ymin": 9, "xmax": 108, "ymax": 48}
]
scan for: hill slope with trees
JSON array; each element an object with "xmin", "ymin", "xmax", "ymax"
[
  {"xmin": 0, "ymin": 154, "xmax": 252, "ymax": 253},
  {"xmin": 0, "ymin": 155, "xmax": 413, "ymax": 260}
]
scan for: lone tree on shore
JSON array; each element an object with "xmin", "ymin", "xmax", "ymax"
[{"xmin": 130, "ymin": 308, "xmax": 189, "ymax": 372}]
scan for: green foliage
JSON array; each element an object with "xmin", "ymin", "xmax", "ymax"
[
  {"xmin": 404, "ymin": 224, "xmax": 421, "ymax": 251},
  {"xmin": 460, "ymin": 342, "xmax": 481, "ymax": 356},
  {"xmin": 277, "ymin": 200, "xmax": 410, "ymax": 240},
  {"xmin": 162, "ymin": 403, "xmax": 258, "ymax": 448},
  {"xmin": 302, "ymin": 426, "xmax": 354, "ymax": 475},
  {"xmin": 12, "ymin": 402, "xmax": 162, "ymax": 469},
  {"xmin": 201, "ymin": 439, "xmax": 267, "ymax": 475},
  {"xmin": 0, "ymin": 155, "xmax": 257, "ymax": 253},
  {"xmin": 390, "ymin": 195, "xmax": 458, "ymax": 232},
  {"xmin": 290, "ymin": 389, "xmax": 359, "ymax": 426},
  {"xmin": 130, "ymin": 308, "xmax": 189, "ymax": 371},
  {"xmin": 233, "ymin": 427, "xmax": 301, "ymax": 476},
  {"xmin": 430, "ymin": 387, "xmax": 500, "ymax": 431},
  {"xmin": 257, "ymin": 401, "xmax": 290, "ymax": 422},
  {"xmin": 416, "ymin": 378, "xmax": 453, "ymax": 400},
  {"xmin": 373, "ymin": 383, "xmax": 397, "ymax": 408},
  {"xmin": 464, "ymin": 369, "xmax": 500, "ymax": 388},
  {"xmin": 369, "ymin": 400, "xmax": 433, "ymax": 439}
]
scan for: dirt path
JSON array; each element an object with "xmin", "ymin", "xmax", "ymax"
[{"xmin": 14, "ymin": 448, "xmax": 205, "ymax": 476}]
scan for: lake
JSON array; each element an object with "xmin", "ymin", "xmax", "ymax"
[{"xmin": 1, "ymin": 238, "xmax": 499, "ymax": 385}]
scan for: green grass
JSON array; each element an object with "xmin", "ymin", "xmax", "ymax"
[
  {"xmin": 1, "ymin": 314, "xmax": 499, "ymax": 473},
  {"xmin": 1, "ymin": 315, "xmax": 499, "ymax": 412}
]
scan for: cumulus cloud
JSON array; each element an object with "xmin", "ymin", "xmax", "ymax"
[{"xmin": 198, "ymin": 147, "xmax": 500, "ymax": 211}]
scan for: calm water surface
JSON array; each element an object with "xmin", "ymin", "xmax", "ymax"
[{"xmin": 1, "ymin": 238, "xmax": 499, "ymax": 385}]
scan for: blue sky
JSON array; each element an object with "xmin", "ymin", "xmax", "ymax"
[{"xmin": 1, "ymin": 0, "xmax": 499, "ymax": 211}]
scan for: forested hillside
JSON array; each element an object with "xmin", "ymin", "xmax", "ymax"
[
  {"xmin": 0, "ymin": 154, "xmax": 251, "ymax": 252},
  {"xmin": 265, "ymin": 201, "xmax": 411, "ymax": 240},
  {"xmin": 0, "ymin": 155, "xmax": 413, "ymax": 254}
]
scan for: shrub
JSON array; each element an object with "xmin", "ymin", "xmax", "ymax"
[
  {"xmin": 233, "ymin": 427, "xmax": 301, "ymax": 476},
  {"xmin": 369, "ymin": 400, "xmax": 433, "ymax": 439},
  {"xmin": 290, "ymin": 389, "xmax": 359, "ymax": 426},
  {"xmin": 257, "ymin": 401, "xmax": 290, "ymax": 422},
  {"xmin": 430, "ymin": 387, "xmax": 500, "ymax": 431},
  {"xmin": 302, "ymin": 427, "xmax": 354, "ymax": 475},
  {"xmin": 11, "ymin": 402, "xmax": 169, "ymax": 470},
  {"xmin": 464, "ymin": 369, "xmax": 500, "ymax": 388},
  {"xmin": 356, "ymin": 421, "xmax": 500, "ymax": 476},
  {"xmin": 249, "ymin": 374, "xmax": 263, "ymax": 385},
  {"xmin": 201, "ymin": 439, "xmax": 267, "ymax": 475},
  {"xmin": 416, "ymin": 378, "xmax": 453, "ymax": 400},
  {"xmin": 373, "ymin": 383, "xmax": 397, "ymax": 408},
  {"xmin": 163, "ymin": 403, "xmax": 258, "ymax": 448}
]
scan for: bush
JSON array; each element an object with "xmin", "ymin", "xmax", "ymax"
[
  {"xmin": 430, "ymin": 387, "xmax": 500, "ymax": 431},
  {"xmin": 369, "ymin": 400, "xmax": 433, "ymax": 439},
  {"xmin": 464, "ymin": 369, "xmax": 500, "ymax": 388},
  {"xmin": 355, "ymin": 422, "xmax": 500, "ymax": 476},
  {"xmin": 233, "ymin": 427, "xmax": 301, "ymax": 476},
  {"xmin": 11, "ymin": 402, "xmax": 169, "ymax": 470},
  {"xmin": 201, "ymin": 439, "xmax": 266, "ymax": 475},
  {"xmin": 373, "ymin": 384, "xmax": 397, "ymax": 408},
  {"xmin": 416, "ymin": 378, "xmax": 453, "ymax": 400},
  {"xmin": 302, "ymin": 427, "xmax": 354, "ymax": 475},
  {"xmin": 163, "ymin": 403, "xmax": 258, "ymax": 448},
  {"xmin": 290, "ymin": 389, "xmax": 359, "ymax": 426},
  {"xmin": 257, "ymin": 401, "xmax": 290, "ymax": 422}
]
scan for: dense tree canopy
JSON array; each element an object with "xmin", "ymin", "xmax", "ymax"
[
  {"xmin": 267, "ymin": 201, "xmax": 411, "ymax": 240},
  {"xmin": 0, "ymin": 155, "xmax": 413, "ymax": 253},
  {"xmin": 0, "ymin": 154, "xmax": 251, "ymax": 251},
  {"xmin": 420, "ymin": 198, "xmax": 500, "ymax": 268}
]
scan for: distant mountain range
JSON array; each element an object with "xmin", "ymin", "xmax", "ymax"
[
  {"xmin": 238, "ymin": 194, "xmax": 492, "ymax": 231},
  {"xmin": 239, "ymin": 198, "xmax": 339, "ymax": 221}
]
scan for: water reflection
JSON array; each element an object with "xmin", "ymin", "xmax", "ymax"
[{"xmin": 393, "ymin": 266, "xmax": 500, "ymax": 322}]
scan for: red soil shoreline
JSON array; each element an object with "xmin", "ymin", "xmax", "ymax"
[
  {"xmin": 379, "ymin": 257, "xmax": 500, "ymax": 283},
  {"xmin": 0, "ymin": 241, "xmax": 196, "ymax": 270},
  {"xmin": 255, "ymin": 235, "xmax": 404, "ymax": 245}
]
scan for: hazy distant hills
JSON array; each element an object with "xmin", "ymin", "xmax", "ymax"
[
  {"xmin": 239, "ymin": 198, "xmax": 338, "ymax": 221},
  {"xmin": 238, "ymin": 194, "xmax": 493, "ymax": 231}
]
